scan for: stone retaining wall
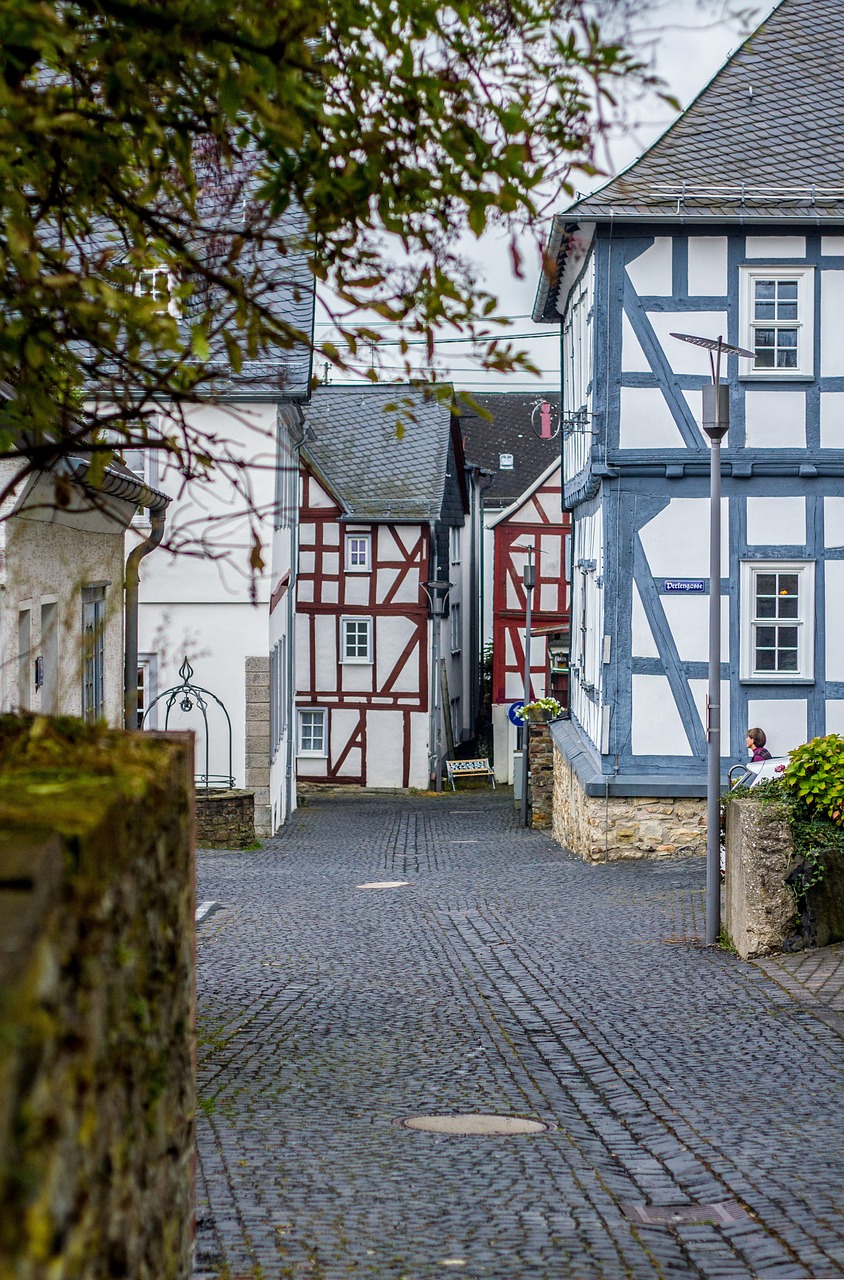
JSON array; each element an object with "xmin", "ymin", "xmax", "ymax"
[
  {"xmin": 552, "ymin": 739, "xmax": 706, "ymax": 861},
  {"xmin": 195, "ymin": 788, "xmax": 255, "ymax": 848},
  {"xmin": 244, "ymin": 656, "xmax": 271, "ymax": 837},
  {"xmin": 0, "ymin": 718, "xmax": 195, "ymax": 1279},
  {"xmin": 725, "ymin": 798, "xmax": 844, "ymax": 957},
  {"xmin": 529, "ymin": 724, "xmax": 553, "ymax": 829}
]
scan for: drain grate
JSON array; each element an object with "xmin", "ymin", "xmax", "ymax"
[{"xmin": 621, "ymin": 1201, "xmax": 751, "ymax": 1227}]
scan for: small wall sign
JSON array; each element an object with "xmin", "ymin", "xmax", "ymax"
[
  {"xmin": 663, "ymin": 579, "xmax": 706, "ymax": 594},
  {"xmin": 508, "ymin": 701, "xmax": 525, "ymax": 725}
]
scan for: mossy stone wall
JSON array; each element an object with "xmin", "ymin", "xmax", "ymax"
[{"xmin": 0, "ymin": 717, "xmax": 195, "ymax": 1280}]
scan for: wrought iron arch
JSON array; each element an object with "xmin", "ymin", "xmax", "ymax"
[{"xmin": 143, "ymin": 656, "xmax": 234, "ymax": 791}]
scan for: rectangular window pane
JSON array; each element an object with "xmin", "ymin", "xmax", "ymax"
[
  {"xmin": 777, "ymin": 573, "xmax": 799, "ymax": 596},
  {"xmin": 778, "ymin": 281, "xmax": 798, "ymax": 300},
  {"xmin": 755, "ymin": 280, "xmax": 776, "ymax": 300},
  {"xmin": 777, "ymin": 648, "xmax": 799, "ymax": 672}
]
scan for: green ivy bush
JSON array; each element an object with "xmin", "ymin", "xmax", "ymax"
[{"xmin": 783, "ymin": 733, "xmax": 844, "ymax": 825}]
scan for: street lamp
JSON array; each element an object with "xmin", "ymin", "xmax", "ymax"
[
  {"xmin": 513, "ymin": 543, "xmax": 537, "ymax": 827},
  {"xmin": 422, "ymin": 578, "xmax": 453, "ymax": 792},
  {"xmin": 671, "ymin": 332, "xmax": 755, "ymax": 945}
]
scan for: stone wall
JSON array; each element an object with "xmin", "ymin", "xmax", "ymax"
[
  {"xmin": 195, "ymin": 788, "xmax": 255, "ymax": 849},
  {"xmin": 528, "ymin": 723, "xmax": 553, "ymax": 829},
  {"xmin": 244, "ymin": 655, "xmax": 271, "ymax": 836},
  {"xmin": 0, "ymin": 718, "xmax": 195, "ymax": 1279},
  {"xmin": 725, "ymin": 798, "xmax": 844, "ymax": 957},
  {"xmin": 724, "ymin": 798, "xmax": 796, "ymax": 959},
  {"xmin": 552, "ymin": 739, "xmax": 706, "ymax": 861}
]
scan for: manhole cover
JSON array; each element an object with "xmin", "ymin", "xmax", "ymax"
[
  {"xmin": 621, "ymin": 1201, "xmax": 751, "ymax": 1226},
  {"xmin": 402, "ymin": 1114, "xmax": 549, "ymax": 1135},
  {"xmin": 356, "ymin": 880, "xmax": 411, "ymax": 889}
]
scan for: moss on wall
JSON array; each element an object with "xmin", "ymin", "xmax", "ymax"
[{"xmin": 0, "ymin": 715, "xmax": 195, "ymax": 1280}]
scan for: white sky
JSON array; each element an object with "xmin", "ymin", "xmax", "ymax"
[{"xmin": 319, "ymin": 0, "xmax": 774, "ymax": 394}]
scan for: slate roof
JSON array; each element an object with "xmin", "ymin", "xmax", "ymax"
[
  {"xmin": 300, "ymin": 385, "xmax": 456, "ymax": 521},
  {"xmin": 567, "ymin": 0, "xmax": 844, "ymax": 225},
  {"xmin": 457, "ymin": 392, "xmax": 562, "ymax": 510}
]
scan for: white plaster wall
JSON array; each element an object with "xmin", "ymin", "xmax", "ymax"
[
  {"xmin": 688, "ymin": 237, "xmax": 728, "ymax": 296},
  {"xmin": 825, "ymin": 497, "xmax": 844, "ymax": 547},
  {"xmin": 314, "ymin": 614, "xmax": 337, "ymax": 690},
  {"xmin": 824, "ymin": 700, "xmax": 844, "ymax": 736},
  {"xmin": 376, "ymin": 615, "xmax": 415, "ymax": 689},
  {"xmin": 631, "ymin": 583, "xmax": 659, "ymax": 659},
  {"xmin": 746, "ymin": 497, "xmax": 806, "ymax": 547},
  {"xmin": 649, "ymin": 312, "xmax": 729, "ymax": 376},
  {"xmin": 344, "ymin": 577, "xmax": 370, "ymax": 607},
  {"xmin": 825, "ymin": 561, "xmax": 844, "ymax": 682},
  {"xmin": 366, "ymin": 710, "xmax": 404, "ymax": 786},
  {"xmin": 625, "ymin": 238, "xmax": 673, "ymax": 295},
  {"xmin": 621, "ymin": 314, "xmax": 650, "ymax": 373},
  {"xmin": 661, "ymin": 595, "xmax": 729, "ymax": 664},
  {"xmin": 631, "ymin": 674, "xmax": 691, "ymax": 756},
  {"xmin": 820, "ymin": 392, "xmax": 844, "ymax": 448},
  {"xmin": 409, "ymin": 711, "xmax": 430, "ymax": 788},
  {"xmin": 746, "ymin": 699, "xmax": 807, "ymax": 756},
  {"xmin": 138, "ymin": 599, "xmax": 266, "ymax": 784},
  {"xmin": 639, "ymin": 498, "xmax": 729, "ymax": 579},
  {"xmin": 619, "ymin": 387, "xmax": 686, "ymax": 450},
  {"xmin": 821, "ymin": 272, "xmax": 844, "ymax": 377},
  {"xmin": 822, "ymin": 237, "xmax": 844, "ymax": 255},
  {"xmin": 562, "ymin": 259, "xmax": 594, "ymax": 480},
  {"xmin": 492, "ymin": 702, "xmax": 517, "ymax": 783},
  {"xmin": 689, "ymin": 678, "xmax": 730, "ymax": 750},
  {"xmin": 744, "ymin": 390, "xmax": 806, "ymax": 449},
  {"xmin": 745, "ymin": 236, "xmax": 806, "ymax": 259}
]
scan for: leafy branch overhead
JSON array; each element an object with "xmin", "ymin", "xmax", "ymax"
[{"xmin": 0, "ymin": 0, "xmax": 652, "ymax": 475}]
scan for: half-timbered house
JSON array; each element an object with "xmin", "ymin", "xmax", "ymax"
[
  {"xmin": 287, "ymin": 385, "xmax": 474, "ymax": 792},
  {"xmin": 489, "ymin": 460, "xmax": 570, "ymax": 782},
  {"xmin": 534, "ymin": 0, "xmax": 844, "ymax": 859}
]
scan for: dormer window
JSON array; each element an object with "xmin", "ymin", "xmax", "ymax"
[
  {"xmin": 135, "ymin": 267, "xmax": 180, "ymax": 318},
  {"xmin": 740, "ymin": 266, "xmax": 813, "ymax": 377},
  {"xmin": 499, "ymin": 452, "xmax": 514, "ymax": 470}
]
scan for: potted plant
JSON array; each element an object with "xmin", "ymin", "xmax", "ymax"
[{"xmin": 516, "ymin": 697, "xmax": 563, "ymax": 724}]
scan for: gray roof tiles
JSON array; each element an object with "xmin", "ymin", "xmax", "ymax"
[
  {"xmin": 569, "ymin": 0, "xmax": 844, "ymax": 223},
  {"xmin": 300, "ymin": 385, "xmax": 455, "ymax": 520}
]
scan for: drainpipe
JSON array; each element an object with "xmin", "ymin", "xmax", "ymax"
[{"xmin": 124, "ymin": 510, "xmax": 166, "ymax": 729}]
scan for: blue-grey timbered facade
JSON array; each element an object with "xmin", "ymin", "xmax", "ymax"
[{"xmin": 535, "ymin": 0, "xmax": 844, "ymax": 809}]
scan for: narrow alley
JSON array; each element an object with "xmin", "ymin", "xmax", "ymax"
[{"xmin": 194, "ymin": 793, "xmax": 844, "ymax": 1280}]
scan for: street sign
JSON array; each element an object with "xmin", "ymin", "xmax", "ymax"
[
  {"xmin": 508, "ymin": 701, "xmax": 525, "ymax": 725},
  {"xmin": 663, "ymin": 579, "xmax": 706, "ymax": 594}
]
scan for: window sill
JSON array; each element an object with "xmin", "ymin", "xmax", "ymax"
[
  {"xmin": 344, "ymin": 567, "xmax": 371, "ymax": 574},
  {"xmin": 739, "ymin": 676, "xmax": 815, "ymax": 685},
  {"xmin": 738, "ymin": 373, "xmax": 813, "ymax": 382},
  {"xmin": 340, "ymin": 657, "xmax": 373, "ymax": 665}
]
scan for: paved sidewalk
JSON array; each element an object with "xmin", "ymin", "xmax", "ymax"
[
  {"xmin": 755, "ymin": 944, "xmax": 844, "ymax": 1036},
  {"xmin": 194, "ymin": 793, "xmax": 844, "ymax": 1280}
]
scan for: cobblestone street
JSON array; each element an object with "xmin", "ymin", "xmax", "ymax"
[{"xmin": 194, "ymin": 793, "xmax": 844, "ymax": 1280}]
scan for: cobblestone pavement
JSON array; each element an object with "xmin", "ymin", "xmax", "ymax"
[
  {"xmin": 755, "ymin": 944, "xmax": 844, "ymax": 1034},
  {"xmin": 194, "ymin": 793, "xmax": 844, "ymax": 1280}
]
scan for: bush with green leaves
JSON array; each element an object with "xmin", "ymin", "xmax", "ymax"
[{"xmin": 783, "ymin": 733, "xmax": 844, "ymax": 826}]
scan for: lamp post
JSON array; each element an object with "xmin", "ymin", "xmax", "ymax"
[
  {"xmin": 513, "ymin": 544, "xmax": 536, "ymax": 827},
  {"xmin": 423, "ymin": 578, "xmax": 453, "ymax": 792},
  {"xmin": 671, "ymin": 332, "xmax": 755, "ymax": 944}
]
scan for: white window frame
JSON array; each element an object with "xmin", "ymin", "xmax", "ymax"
[
  {"xmin": 449, "ymin": 525, "xmax": 461, "ymax": 565},
  {"xmin": 739, "ymin": 265, "xmax": 814, "ymax": 378},
  {"xmin": 450, "ymin": 600, "xmax": 462, "ymax": 654},
  {"xmin": 135, "ymin": 267, "xmax": 181, "ymax": 318},
  {"xmin": 340, "ymin": 616, "xmax": 373, "ymax": 664},
  {"xmin": 344, "ymin": 532, "xmax": 372, "ymax": 573},
  {"xmin": 740, "ymin": 559, "xmax": 815, "ymax": 682},
  {"xmin": 297, "ymin": 707, "xmax": 328, "ymax": 757}
]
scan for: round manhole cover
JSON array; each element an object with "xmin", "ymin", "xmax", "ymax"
[
  {"xmin": 356, "ymin": 880, "xmax": 411, "ymax": 889},
  {"xmin": 402, "ymin": 1114, "xmax": 549, "ymax": 1135}
]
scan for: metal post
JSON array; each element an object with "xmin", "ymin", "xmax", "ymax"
[
  {"xmin": 520, "ymin": 549, "xmax": 536, "ymax": 827},
  {"xmin": 672, "ymin": 329, "xmax": 754, "ymax": 946},
  {"xmin": 706, "ymin": 425, "xmax": 722, "ymax": 945},
  {"xmin": 433, "ymin": 604, "xmax": 442, "ymax": 792}
]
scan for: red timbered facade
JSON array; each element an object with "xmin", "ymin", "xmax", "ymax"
[
  {"xmin": 295, "ymin": 467, "xmax": 435, "ymax": 788},
  {"xmin": 490, "ymin": 460, "xmax": 570, "ymax": 779}
]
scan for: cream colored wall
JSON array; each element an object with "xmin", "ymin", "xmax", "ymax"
[{"xmin": 1, "ymin": 515, "xmax": 125, "ymax": 725}]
